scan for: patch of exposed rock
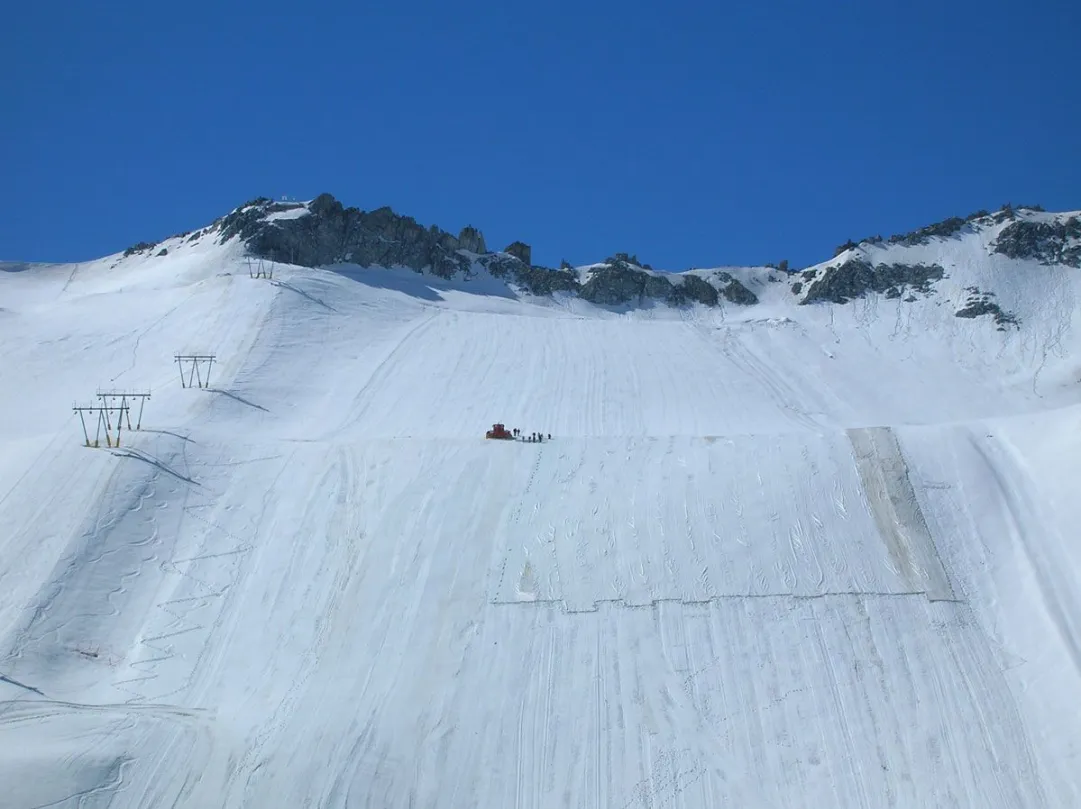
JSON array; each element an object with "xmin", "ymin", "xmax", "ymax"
[
  {"xmin": 800, "ymin": 259, "xmax": 945, "ymax": 305},
  {"xmin": 215, "ymin": 194, "xmax": 481, "ymax": 279},
  {"xmin": 457, "ymin": 226, "xmax": 487, "ymax": 254},
  {"xmin": 503, "ymin": 241, "xmax": 532, "ymax": 266},
  {"xmin": 574, "ymin": 256, "xmax": 755, "ymax": 307},
  {"xmin": 206, "ymin": 193, "xmax": 1010, "ymax": 314},
  {"xmin": 669, "ymin": 274, "xmax": 720, "ymax": 307},
  {"xmin": 479, "ymin": 251, "xmax": 754, "ymax": 307},
  {"xmin": 955, "ymin": 287, "xmax": 1019, "ymax": 329},
  {"xmin": 578, "ymin": 257, "xmax": 668, "ymax": 305},
  {"xmin": 841, "ymin": 205, "xmax": 1054, "ymax": 253},
  {"xmin": 713, "ymin": 272, "xmax": 758, "ymax": 305},
  {"xmin": 481, "ymin": 254, "xmax": 580, "ymax": 295},
  {"xmin": 123, "ymin": 241, "xmax": 158, "ymax": 257},
  {"xmin": 992, "ymin": 217, "xmax": 1081, "ymax": 268}
]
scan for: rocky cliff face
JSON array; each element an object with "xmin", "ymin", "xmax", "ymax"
[
  {"xmin": 204, "ymin": 194, "xmax": 1075, "ymax": 317},
  {"xmin": 799, "ymin": 260, "xmax": 945, "ymax": 305},
  {"xmin": 578, "ymin": 258, "xmax": 673, "ymax": 305},
  {"xmin": 213, "ymin": 196, "xmax": 761, "ymax": 309},
  {"xmin": 215, "ymin": 194, "xmax": 485, "ymax": 279},
  {"xmin": 836, "ymin": 204, "xmax": 1049, "ymax": 254},
  {"xmin": 992, "ymin": 217, "xmax": 1081, "ymax": 268},
  {"xmin": 558, "ymin": 255, "xmax": 757, "ymax": 307}
]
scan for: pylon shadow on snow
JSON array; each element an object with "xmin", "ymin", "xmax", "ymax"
[
  {"xmin": 269, "ymin": 279, "xmax": 337, "ymax": 311},
  {"xmin": 109, "ymin": 447, "xmax": 200, "ymax": 486},
  {"xmin": 207, "ymin": 388, "xmax": 269, "ymax": 413}
]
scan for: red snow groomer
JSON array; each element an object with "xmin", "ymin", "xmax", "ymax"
[{"xmin": 485, "ymin": 423, "xmax": 514, "ymax": 440}]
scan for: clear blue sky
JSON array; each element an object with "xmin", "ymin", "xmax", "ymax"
[{"xmin": 3, "ymin": 0, "xmax": 1078, "ymax": 270}]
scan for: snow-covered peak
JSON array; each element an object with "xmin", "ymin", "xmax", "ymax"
[{"xmin": 19, "ymin": 196, "xmax": 1079, "ymax": 331}]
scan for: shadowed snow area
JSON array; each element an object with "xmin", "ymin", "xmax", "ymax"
[{"xmin": 2, "ymin": 220, "xmax": 1081, "ymax": 808}]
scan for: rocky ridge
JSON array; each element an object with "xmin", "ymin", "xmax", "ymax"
[
  {"xmin": 992, "ymin": 216, "xmax": 1081, "ymax": 268},
  {"xmin": 955, "ymin": 287, "xmax": 1019, "ymax": 330},
  {"xmin": 796, "ymin": 260, "xmax": 945, "ymax": 305},
  {"xmin": 117, "ymin": 195, "xmax": 1078, "ymax": 318},
  {"xmin": 204, "ymin": 195, "xmax": 760, "ymax": 309}
]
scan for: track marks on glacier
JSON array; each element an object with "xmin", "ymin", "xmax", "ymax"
[
  {"xmin": 488, "ymin": 433, "xmax": 954, "ymax": 611},
  {"xmin": 847, "ymin": 427, "xmax": 955, "ymax": 601},
  {"xmin": 109, "ymin": 442, "xmax": 288, "ymax": 704}
]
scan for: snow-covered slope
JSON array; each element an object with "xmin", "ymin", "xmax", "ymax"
[{"xmin": 1, "ymin": 208, "xmax": 1080, "ymax": 808}]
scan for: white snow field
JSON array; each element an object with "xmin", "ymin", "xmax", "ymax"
[{"xmin": 2, "ymin": 210, "xmax": 1081, "ymax": 808}]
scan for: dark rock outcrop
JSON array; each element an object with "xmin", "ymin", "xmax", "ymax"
[
  {"xmin": 512, "ymin": 265, "xmax": 581, "ymax": 295},
  {"xmin": 208, "ymin": 192, "xmax": 1043, "ymax": 315},
  {"xmin": 800, "ymin": 259, "xmax": 944, "ymax": 305},
  {"xmin": 955, "ymin": 287, "xmax": 1018, "ymax": 329},
  {"xmin": 851, "ymin": 207, "xmax": 1006, "ymax": 250},
  {"xmin": 608, "ymin": 252, "xmax": 654, "ymax": 270},
  {"xmin": 481, "ymin": 253, "xmax": 580, "ymax": 296},
  {"xmin": 579, "ymin": 259, "xmax": 656, "ymax": 305},
  {"xmin": 992, "ymin": 203, "xmax": 1043, "ymax": 225},
  {"xmin": 458, "ymin": 226, "xmax": 487, "ymax": 254},
  {"xmin": 123, "ymin": 241, "xmax": 158, "ymax": 257},
  {"xmin": 503, "ymin": 241, "xmax": 532, "ymax": 266},
  {"xmin": 885, "ymin": 217, "xmax": 967, "ymax": 247},
  {"xmin": 715, "ymin": 272, "xmax": 759, "ymax": 305},
  {"xmin": 669, "ymin": 275, "xmax": 719, "ymax": 307},
  {"xmin": 216, "ymin": 194, "xmax": 487, "ymax": 279},
  {"xmin": 575, "ymin": 257, "xmax": 753, "ymax": 307},
  {"xmin": 482, "ymin": 253, "xmax": 747, "ymax": 307},
  {"xmin": 216, "ymin": 197, "xmax": 752, "ymax": 308},
  {"xmin": 992, "ymin": 217, "xmax": 1081, "ymax": 267}
]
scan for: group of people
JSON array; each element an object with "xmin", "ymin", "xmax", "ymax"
[{"xmin": 511, "ymin": 427, "xmax": 551, "ymax": 443}]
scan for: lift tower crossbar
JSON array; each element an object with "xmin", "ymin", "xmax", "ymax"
[
  {"xmin": 96, "ymin": 390, "xmax": 151, "ymax": 431},
  {"xmin": 246, "ymin": 257, "xmax": 273, "ymax": 279},
  {"xmin": 73, "ymin": 403, "xmax": 131, "ymax": 448},
  {"xmin": 175, "ymin": 355, "xmax": 216, "ymax": 389}
]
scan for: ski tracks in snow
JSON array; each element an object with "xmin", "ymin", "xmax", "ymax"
[
  {"xmin": 322, "ymin": 309, "xmax": 443, "ymax": 439},
  {"xmin": 726, "ymin": 334, "xmax": 828, "ymax": 432},
  {"xmin": 5, "ymin": 250, "xmax": 1081, "ymax": 806},
  {"xmin": 968, "ymin": 433, "xmax": 1081, "ymax": 678}
]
